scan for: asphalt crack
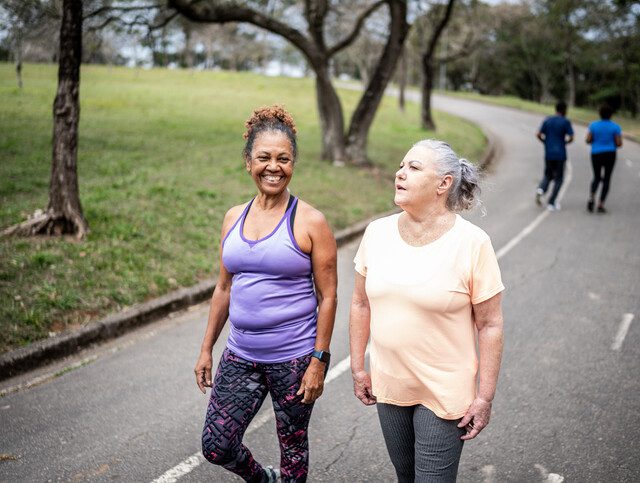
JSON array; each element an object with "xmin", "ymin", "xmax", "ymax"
[{"xmin": 323, "ymin": 412, "xmax": 369, "ymax": 471}]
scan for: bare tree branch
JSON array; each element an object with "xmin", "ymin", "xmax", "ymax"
[
  {"xmin": 86, "ymin": 8, "xmax": 178, "ymax": 32},
  {"xmin": 424, "ymin": 0, "xmax": 456, "ymax": 62},
  {"xmin": 304, "ymin": 0, "xmax": 329, "ymax": 48},
  {"xmin": 168, "ymin": 0, "xmax": 317, "ymax": 62},
  {"xmin": 327, "ymin": 0, "xmax": 385, "ymax": 56},
  {"xmin": 84, "ymin": 3, "xmax": 163, "ymax": 19}
]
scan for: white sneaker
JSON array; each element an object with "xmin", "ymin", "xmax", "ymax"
[
  {"xmin": 546, "ymin": 203, "xmax": 560, "ymax": 212},
  {"xmin": 535, "ymin": 188, "xmax": 543, "ymax": 206}
]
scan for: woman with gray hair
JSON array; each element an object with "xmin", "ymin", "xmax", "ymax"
[{"xmin": 349, "ymin": 139, "xmax": 505, "ymax": 482}]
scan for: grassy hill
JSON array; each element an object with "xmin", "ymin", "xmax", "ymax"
[{"xmin": 0, "ymin": 63, "xmax": 486, "ymax": 353}]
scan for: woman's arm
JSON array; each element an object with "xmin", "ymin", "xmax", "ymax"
[
  {"xmin": 458, "ymin": 292, "xmax": 504, "ymax": 440},
  {"xmin": 615, "ymin": 134, "xmax": 623, "ymax": 147},
  {"xmin": 349, "ymin": 272, "xmax": 376, "ymax": 405},
  {"xmin": 586, "ymin": 131, "xmax": 593, "ymax": 144},
  {"xmin": 194, "ymin": 207, "xmax": 242, "ymax": 394},
  {"xmin": 296, "ymin": 208, "xmax": 337, "ymax": 404}
]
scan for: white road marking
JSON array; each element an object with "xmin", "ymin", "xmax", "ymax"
[
  {"xmin": 534, "ymin": 463, "xmax": 565, "ymax": 482},
  {"xmin": 624, "ymin": 158, "xmax": 632, "ymax": 167},
  {"xmin": 151, "ymin": 353, "xmax": 359, "ymax": 483},
  {"xmin": 611, "ymin": 313, "xmax": 635, "ymax": 351},
  {"xmin": 481, "ymin": 464, "xmax": 496, "ymax": 482},
  {"xmin": 151, "ymin": 454, "xmax": 205, "ymax": 483},
  {"xmin": 588, "ymin": 292, "xmax": 601, "ymax": 301},
  {"xmin": 496, "ymin": 162, "xmax": 573, "ymax": 260}
]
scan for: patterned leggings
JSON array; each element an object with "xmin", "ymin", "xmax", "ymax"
[{"xmin": 202, "ymin": 348, "xmax": 314, "ymax": 483}]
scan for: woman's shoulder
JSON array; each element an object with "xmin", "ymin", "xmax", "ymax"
[
  {"xmin": 221, "ymin": 201, "xmax": 251, "ymax": 235},
  {"xmin": 224, "ymin": 202, "xmax": 250, "ymax": 222},
  {"xmin": 294, "ymin": 198, "xmax": 329, "ymax": 227}
]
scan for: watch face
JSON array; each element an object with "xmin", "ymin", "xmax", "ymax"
[{"xmin": 314, "ymin": 350, "xmax": 330, "ymax": 363}]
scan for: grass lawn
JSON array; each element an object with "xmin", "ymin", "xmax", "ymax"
[
  {"xmin": 0, "ymin": 63, "xmax": 486, "ymax": 353},
  {"xmin": 439, "ymin": 90, "xmax": 640, "ymax": 140}
]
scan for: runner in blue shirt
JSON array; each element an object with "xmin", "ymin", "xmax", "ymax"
[
  {"xmin": 535, "ymin": 101, "xmax": 574, "ymax": 211},
  {"xmin": 586, "ymin": 104, "xmax": 623, "ymax": 213}
]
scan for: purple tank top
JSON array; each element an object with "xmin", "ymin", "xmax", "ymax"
[{"xmin": 221, "ymin": 196, "xmax": 317, "ymax": 363}]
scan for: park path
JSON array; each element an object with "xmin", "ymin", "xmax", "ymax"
[{"xmin": 1, "ymin": 96, "xmax": 639, "ymax": 482}]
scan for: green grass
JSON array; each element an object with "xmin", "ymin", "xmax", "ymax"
[
  {"xmin": 439, "ymin": 90, "xmax": 640, "ymax": 140},
  {"xmin": 0, "ymin": 63, "xmax": 486, "ymax": 353}
]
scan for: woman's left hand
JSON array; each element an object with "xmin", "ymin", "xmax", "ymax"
[
  {"xmin": 458, "ymin": 397, "xmax": 492, "ymax": 440},
  {"xmin": 296, "ymin": 359, "xmax": 326, "ymax": 404}
]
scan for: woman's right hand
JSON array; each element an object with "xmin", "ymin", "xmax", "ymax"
[
  {"xmin": 352, "ymin": 370, "xmax": 376, "ymax": 405},
  {"xmin": 194, "ymin": 352, "xmax": 213, "ymax": 394}
]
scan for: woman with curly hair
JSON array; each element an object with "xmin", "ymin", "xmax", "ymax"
[{"xmin": 194, "ymin": 105, "xmax": 337, "ymax": 482}]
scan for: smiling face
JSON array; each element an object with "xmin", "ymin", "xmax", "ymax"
[
  {"xmin": 394, "ymin": 145, "xmax": 452, "ymax": 209},
  {"xmin": 245, "ymin": 130, "xmax": 295, "ymax": 196}
]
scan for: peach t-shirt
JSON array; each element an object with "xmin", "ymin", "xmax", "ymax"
[{"xmin": 354, "ymin": 213, "xmax": 504, "ymax": 419}]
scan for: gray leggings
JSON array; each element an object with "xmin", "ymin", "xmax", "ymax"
[{"xmin": 377, "ymin": 403, "xmax": 465, "ymax": 483}]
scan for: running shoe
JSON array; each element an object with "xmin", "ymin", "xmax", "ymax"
[
  {"xmin": 597, "ymin": 205, "xmax": 607, "ymax": 213},
  {"xmin": 587, "ymin": 200, "xmax": 594, "ymax": 212},
  {"xmin": 535, "ymin": 188, "xmax": 544, "ymax": 206},
  {"xmin": 262, "ymin": 466, "xmax": 281, "ymax": 482},
  {"xmin": 547, "ymin": 203, "xmax": 560, "ymax": 212}
]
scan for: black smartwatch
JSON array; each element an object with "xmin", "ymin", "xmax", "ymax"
[{"xmin": 311, "ymin": 350, "xmax": 331, "ymax": 364}]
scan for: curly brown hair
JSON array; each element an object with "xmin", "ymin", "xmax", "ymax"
[{"xmin": 242, "ymin": 105, "xmax": 298, "ymax": 161}]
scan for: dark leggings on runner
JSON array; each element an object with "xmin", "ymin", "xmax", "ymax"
[
  {"xmin": 590, "ymin": 151, "xmax": 616, "ymax": 203},
  {"xmin": 202, "ymin": 348, "xmax": 314, "ymax": 483}
]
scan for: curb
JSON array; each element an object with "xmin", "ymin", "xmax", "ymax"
[{"xmin": 0, "ymin": 120, "xmax": 497, "ymax": 382}]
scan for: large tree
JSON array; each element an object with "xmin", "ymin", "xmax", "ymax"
[
  {"xmin": 2, "ymin": 0, "xmax": 166, "ymax": 240},
  {"xmin": 168, "ymin": 0, "xmax": 409, "ymax": 165},
  {"xmin": 3, "ymin": 0, "xmax": 88, "ymax": 239}
]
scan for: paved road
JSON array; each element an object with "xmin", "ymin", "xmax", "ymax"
[{"xmin": 1, "ymin": 96, "xmax": 639, "ymax": 482}]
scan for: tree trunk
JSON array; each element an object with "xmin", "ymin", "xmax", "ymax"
[
  {"xmin": 566, "ymin": 61, "xmax": 575, "ymax": 108},
  {"xmin": 419, "ymin": 0, "xmax": 456, "ymax": 131},
  {"xmin": 346, "ymin": 0, "xmax": 409, "ymax": 165},
  {"xmin": 538, "ymin": 71, "xmax": 553, "ymax": 104},
  {"xmin": 356, "ymin": 57, "xmax": 370, "ymax": 87},
  {"xmin": 43, "ymin": 0, "xmax": 87, "ymax": 238},
  {"xmin": 15, "ymin": 31, "xmax": 23, "ymax": 89},
  {"xmin": 421, "ymin": 60, "xmax": 436, "ymax": 130},
  {"xmin": 183, "ymin": 22, "xmax": 194, "ymax": 68},
  {"xmin": 314, "ymin": 62, "xmax": 347, "ymax": 163},
  {"xmin": 398, "ymin": 45, "xmax": 406, "ymax": 111},
  {"xmin": 3, "ymin": 0, "xmax": 88, "ymax": 239},
  {"xmin": 16, "ymin": 59, "xmax": 23, "ymax": 89},
  {"xmin": 564, "ymin": 32, "xmax": 575, "ymax": 107}
]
